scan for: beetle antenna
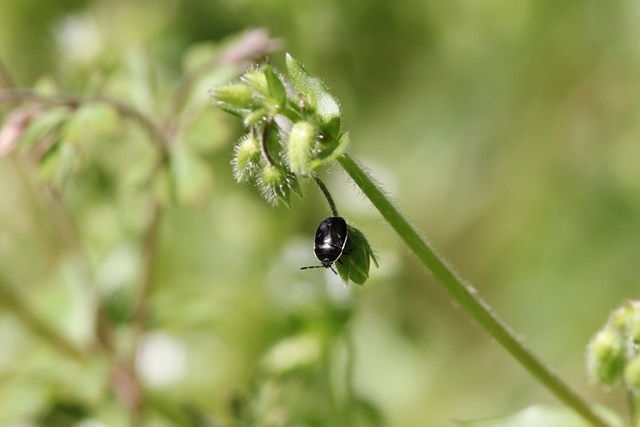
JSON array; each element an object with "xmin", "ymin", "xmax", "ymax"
[{"xmin": 313, "ymin": 174, "xmax": 339, "ymax": 216}]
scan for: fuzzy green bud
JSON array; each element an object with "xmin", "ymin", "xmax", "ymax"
[
  {"xmin": 627, "ymin": 313, "xmax": 640, "ymax": 344},
  {"xmin": 609, "ymin": 305, "xmax": 632, "ymax": 329},
  {"xmin": 233, "ymin": 134, "xmax": 262, "ymax": 183},
  {"xmin": 212, "ymin": 84, "xmax": 255, "ymax": 108},
  {"xmin": 287, "ymin": 121, "xmax": 315, "ymax": 176},
  {"xmin": 259, "ymin": 164, "xmax": 299, "ymax": 206},
  {"xmin": 587, "ymin": 329, "xmax": 626, "ymax": 385},
  {"xmin": 624, "ymin": 301, "xmax": 640, "ymax": 343},
  {"xmin": 241, "ymin": 69, "xmax": 269, "ymax": 96},
  {"xmin": 625, "ymin": 355, "xmax": 640, "ymax": 394}
]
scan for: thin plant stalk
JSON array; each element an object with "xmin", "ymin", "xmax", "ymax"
[
  {"xmin": 313, "ymin": 174, "xmax": 339, "ymax": 216},
  {"xmin": 338, "ymin": 153, "xmax": 613, "ymax": 427}
]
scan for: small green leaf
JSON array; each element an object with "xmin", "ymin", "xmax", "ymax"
[
  {"xmin": 285, "ymin": 53, "xmax": 341, "ymax": 139},
  {"xmin": 263, "ymin": 65, "xmax": 286, "ymax": 111},
  {"xmin": 241, "ymin": 68, "xmax": 269, "ymax": 96},
  {"xmin": 311, "ymin": 132, "xmax": 349, "ymax": 169},
  {"xmin": 336, "ymin": 224, "xmax": 378, "ymax": 285}
]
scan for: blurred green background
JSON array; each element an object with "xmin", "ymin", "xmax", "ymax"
[{"xmin": 1, "ymin": 0, "xmax": 640, "ymax": 426}]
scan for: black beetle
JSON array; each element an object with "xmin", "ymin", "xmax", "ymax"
[{"xmin": 301, "ymin": 216, "xmax": 348, "ymax": 274}]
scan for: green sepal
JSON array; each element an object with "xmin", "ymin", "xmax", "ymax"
[
  {"xmin": 285, "ymin": 53, "xmax": 341, "ymax": 139},
  {"xmin": 311, "ymin": 132, "xmax": 349, "ymax": 169},
  {"xmin": 336, "ymin": 224, "xmax": 378, "ymax": 285},
  {"xmin": 258, "ymin": 164, "xmax": 300, "ymax": 207},
  {"xmin": 263, "ymin": 65, "xmax": 287, "ymax": 112},
  {"xmin": 211, "ymin": 84, "xmax": 255, "ymax": 109},
  {"xmin": 263, "ymin": 121, "xmax": 284, "ymax": 164},
  {"xmin": 241, "ymin": 68, "xmax": 269, "ymax": 96},
  {"xmin": 243, "ymin": 108, "xmax": 268, "ymax": 127}
]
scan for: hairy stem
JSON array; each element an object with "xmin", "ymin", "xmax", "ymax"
[
  {"xmin": 337, "ymin": 153, "xmax": 612, "ymax": 427},
  {"xmin": 313, "ymin": 174, "xmax": 339, "ymax": 216}
]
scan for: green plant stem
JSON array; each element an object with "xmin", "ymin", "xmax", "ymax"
[
  {"xmin": 337, "ymin": 153, "xmax": 612, "ymax": 427},
  {"xmin": 313, "ymin": 174, "xmax": 339, "ymax": 216}
]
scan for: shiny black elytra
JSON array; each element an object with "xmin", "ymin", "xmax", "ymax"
[{"xmin": 301, "ymin": 216, "xmax": 348, "ymax": 274}]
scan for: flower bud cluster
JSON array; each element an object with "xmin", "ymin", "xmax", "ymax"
[
  {"xmin": 587, "ymin": 300, "xmax": 640, "ymax": 392},
  {"xmin": 211, "ymin": 54, "xmax": 348, "ymax": 206},
  {"xmin": 212, "ymin": 54, "xmax": 377, "ymax": 285}
]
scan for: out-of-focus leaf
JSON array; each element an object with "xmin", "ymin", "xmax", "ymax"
[
  {"xmin": 182, "ymin": 42, "xmax": 221, "ymax": 74},
  {"xmin": 38, "ymin": 140, "xmax": 77, "ymax": 188},
  {"xmin": 16, "ymin": 106, "xmax": 70, "ymax": 151},
  {"xmin": 0, "ymin": 106, "xmax": 44, "ymax": 156},
  {"xmin": 169, "ymin": 142, "xmax": 214, "ymax": 206},
  {"xmin": 125, "ymin": 47, "xmax": 156, "ymax": 115},
  {"xmin": 72, "ymin": 103, "xmax": 120, "ymax": 139},
  {"xmin": 184, "ymin": 109, "xmax": 232, "ymax": 154},
  {"xmin": 260, "ymin": 334, "xmax": 322, "ymax": 375},
  {"xmin": 452, "ymin": 405, "xmax": 624, "ymax": 427}
]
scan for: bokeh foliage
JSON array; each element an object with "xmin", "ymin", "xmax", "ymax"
[{"xmin": 1, "ymin": 0, "xmax": 640, "ymax": 426}]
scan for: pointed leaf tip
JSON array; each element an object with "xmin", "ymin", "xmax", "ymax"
[{"xmin": 285, "ymin": 54, "xmax": 341, "ymax": 139}]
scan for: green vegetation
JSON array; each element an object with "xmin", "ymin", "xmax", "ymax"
[{"xmin": 1, "ymin": 1, "xmax": 640, "ymax": 426}]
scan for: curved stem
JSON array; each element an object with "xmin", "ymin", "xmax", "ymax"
[
  {"xmin": 0, "ymin": 89, "xmax": 168, "ymax": 150},
  {"xmin": 313, "ymin": 174, "xmax": 339, "ymax": 216},
  {"xmin": 337, "ymin": 153, "xmax": 613, "ymax": 427}
]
